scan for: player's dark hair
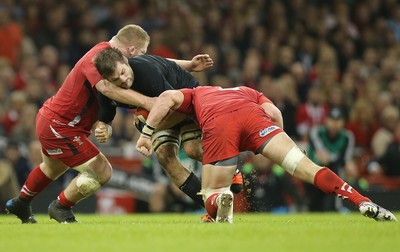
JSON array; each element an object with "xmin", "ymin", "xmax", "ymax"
[{"xmin": 94, "ymin": 48, "xmax": 125, "ymax": 79}]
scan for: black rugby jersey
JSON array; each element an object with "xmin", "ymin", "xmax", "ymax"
[{"xmin": 98, "ymin": 54, "xmax": 199, "ymax": 123}]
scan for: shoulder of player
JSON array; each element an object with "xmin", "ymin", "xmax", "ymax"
[{"xmin": 77, "ymin": 42, "xmax": 111, "ymax": 68}]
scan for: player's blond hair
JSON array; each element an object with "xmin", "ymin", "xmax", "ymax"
[{"xmin": 115, "ymin": 24, "xmax": 150, "ymax": 47}]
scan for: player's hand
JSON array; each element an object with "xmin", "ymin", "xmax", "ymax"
[
  {"xmin": 190, "ymin": 54, "xmax": 213, "ymax": 72},
  {"xmin": 136, "ymin": 135, "xmax": 153, "ymax": 156},
  {"xmin": 95, "ymin": 122, "xmax": 112, "ymax": 143}
]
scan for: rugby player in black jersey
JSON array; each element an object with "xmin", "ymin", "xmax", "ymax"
[{"xmin": 93, "ymin": 48, "xmax": 243, "ymax": 215}]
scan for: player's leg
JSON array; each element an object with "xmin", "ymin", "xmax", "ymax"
[
  {"xmin": 48, "ymin": 152, "xmax": 112, "ymax": 223},
  {"xmin": 5, "ymin": 152, "xmax": 68, "ymax": 224},
  {"xmin": 181, "ymin": 122, "xmax": 244, "ymax": 194},
  {"xmin": 200, "ymin": 160, "xmax": 237, "ymax": 223},
  {"xmin": 153, "ymin": 130, "xmax": 204, "ymax": 208},
  {"xmin": 260, "ymin": 132, "xmax": 397, "ymax": 221}
]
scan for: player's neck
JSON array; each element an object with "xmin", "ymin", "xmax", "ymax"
[{"xmin": 109, "ymin": 36, "xmax": 122, "ymax": 49}]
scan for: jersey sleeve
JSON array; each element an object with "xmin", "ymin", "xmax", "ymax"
[
  {"xmin": 97, "ymin": 93, "xmax": 117, "ymax": 123},
  {"xmin": 176, "ymin": 88, "xmax": 195, "ymax": 115},
  {"xmin": 83, "ymin": 57, "xmax": 103, "ymax": 87},
  {"xmin": 257, "ymin": 92, "xmax": 272, "ymax": 105},
  {"xmin": 241, "ymin": 86, "xmax": 272, "ymax": 105}
]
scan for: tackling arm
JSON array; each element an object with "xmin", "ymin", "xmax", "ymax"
[
  {"xmin": 145, "ymin": 90, "xmax": 184, "ymax": 129},
  {"xmin": 136, "ymin": 90, "xmax": 184, "ymax": 156},
  {"xmin": 96, "ymin": 79, "xmax": 155, "ymax": 111},
  {"xmin": 168, "ymin": 54, "xmax": 213, "ymax": 72}
]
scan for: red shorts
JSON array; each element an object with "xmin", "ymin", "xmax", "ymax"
[
  {"xmin": 36, "ymin": 111, "xmax": 100, "ymax": 167},
  {"xmin": 201, "ymin": 106, "xmax": 283, "ymax": 164}
]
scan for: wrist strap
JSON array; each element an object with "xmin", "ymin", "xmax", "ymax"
[
  {"xmin": 106, "ymin": 124, "xmax": 112, "ymax": 137},
  {"xmin": 142, "ymin": 124, "xmax": 155, "ymax": 137}
]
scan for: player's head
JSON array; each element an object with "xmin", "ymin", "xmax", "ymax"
[
  {"xmin": 94, "ymin": 48, "xmax": 134, "ymax": 89},
  {"xmin": 325, "ymin": 107, "xmax": 345, "ymax": 136},
  {"xmin": 111, "ymin": 24, "xmax": 150, "ymax": 57}
]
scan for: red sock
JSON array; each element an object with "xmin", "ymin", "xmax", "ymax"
[
  {"xmin": 58, "ymin": 191, "xmax": 75, "ymax": 208},
  {"xmin": 205, "ymin": 193, "xmax": 219, "ymax": 219},
  {"xmin": 20, "ymin": 165, "xmax": 53, "ymax": 201},
  {"xmin": 314, "ymin": 167, "xmax": 370, "ymax": 207}
]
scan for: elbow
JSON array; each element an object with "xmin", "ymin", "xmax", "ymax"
[{"xmin": 96, "ymin": 81, "xmax": 114, "ymax": 97}]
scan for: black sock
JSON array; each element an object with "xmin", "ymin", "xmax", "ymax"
[{"xmin": 179, "ymin": 172, "xmax": 204, "ymax": 208}]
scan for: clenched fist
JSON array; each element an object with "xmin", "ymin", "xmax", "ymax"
[{"xmin": 95, "ymin": 122, "xmax": 112, "ymax": 143}]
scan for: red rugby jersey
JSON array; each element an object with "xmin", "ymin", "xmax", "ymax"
[
  {"xmin": 40, "ymin": 42, "xmax": 111, "ymax": 132},
  {"xmin": 178, "ymin": 86, "xmax": 271, "ymax": 128}
]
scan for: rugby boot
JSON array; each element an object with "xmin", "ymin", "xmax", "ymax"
[
  {"xmin": 200, "ymin": 213, "xmax": 215, "ymax": 223},
  {"xmin": 230, "ymin": 169, "xmax": 243, "ymax": 194},
  {"xmin": 48, "ymin": 200, "xmax": 78, "ymax": 224},
  {"xmin": 216, "ymin": 191, "xmax": 234, "ymax": 224},
  {"xmin": 358, "ymin": 201, "xmax": 398, "ymax": 222},
  {"xmin": 5, "ymin": 197, "xmax": 37, "ymax": 224}
]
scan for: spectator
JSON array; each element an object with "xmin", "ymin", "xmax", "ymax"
[
  {"xmin": 368, "ymin": 121, "xmax": 400, "ymax": 177},
  {"xmin": 371, "ymin": 105, "xmax": 399, "ymax": 159},
  {"xmin": 345, "ymin": 98, "xmax": 379, "ymax": 156},
  {"xmin": 306, "ymin": 108, "xmax": 356, "ymax": 212},
  {"xmin": 4, "ymin": 141, "xmax": 31, "ymax": 187},
  {"xmin": 0, "ymin": 159, "xmax": 19, "ymax": 213},
  {"xmin": 0, "ymin": 5, "xmax": 22, "ymax": 68},
  {"xmin": 295, "ymin": 86, "xmax": 329, "ymax": 142}
]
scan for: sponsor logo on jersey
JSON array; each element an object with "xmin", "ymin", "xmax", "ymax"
[
  {"xmin": 259, "ymin": 126, "xmax": 279, "ymax": 137},
  {"xmin": 46, "ymin": 148, "xmax": 63, "ymax": 155}
]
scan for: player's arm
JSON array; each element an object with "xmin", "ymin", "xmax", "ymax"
[
  {"xmin": 261, "ymin": 102, "xmax": 284, "ymax": 129},
  {"xmin": 146, "ymin": 90, "xmax": 184, "ymax": 130},
  {"xmin": 136, "ymin": 90, "xmax": 184, "ymax": 156},
  {"xmin": 95, "ymin": 79, "xmax": 155, "ymax": 111},
  {"xmin": 168, "ymin": 54, "xmax": 213, "ymax": 72}
]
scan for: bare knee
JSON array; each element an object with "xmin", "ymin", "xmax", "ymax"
[{"xmin": 83, "ymin": 153, "xmax": 112, "ymax": 185}]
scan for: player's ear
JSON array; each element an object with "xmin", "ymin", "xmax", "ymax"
[{"xmin": 127, "ymin": 46, "xmax": 136, "ymax": 57}]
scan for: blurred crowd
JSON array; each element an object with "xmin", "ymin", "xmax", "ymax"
[{"xmin": 1, "ymin": 0, "xmax": 400, "ymax": 213}]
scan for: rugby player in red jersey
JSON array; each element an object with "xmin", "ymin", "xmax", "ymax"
[
  {"xmin": 5, "ymin": 24, "xmax": 212, "ymax": 224},
  {"xmin": 135, "ymin": 86, "xmax": 397, "ymax": 223}
]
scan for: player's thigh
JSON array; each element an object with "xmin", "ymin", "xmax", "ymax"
[
  {"xmin": 180, "ymin": 120, "xmax": 202, "ymax": 161},
  {"xmin": 40, "ymin": 152, "xmax": 69, "ymax": 179},
  {"xmin": 182, "ymin": 138, "xmax": 203, "ymax": 162},
  {"xmin": 260, "ymin": 132, "xmax": 298, "ymax": 164},
  {"xmin": 260, "ymin": 132, "xmax": 320, "ymax": 183}
]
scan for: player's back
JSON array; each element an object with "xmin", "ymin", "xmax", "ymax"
[
  {"xmin": 192, "ymin": 86, "xmax": 265, "ymax": 126},
  {"xmin": 40, "ymin": 42, "xmax": 110, "ymax": 131},
  {"xmin": 129, "ymin": 54, "xmax": 199, "ymax": 97}
]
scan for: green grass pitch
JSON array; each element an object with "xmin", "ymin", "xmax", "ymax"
[{"xmin": 1, "ymin": 212, "xmax": 399, "ymax": 252}]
